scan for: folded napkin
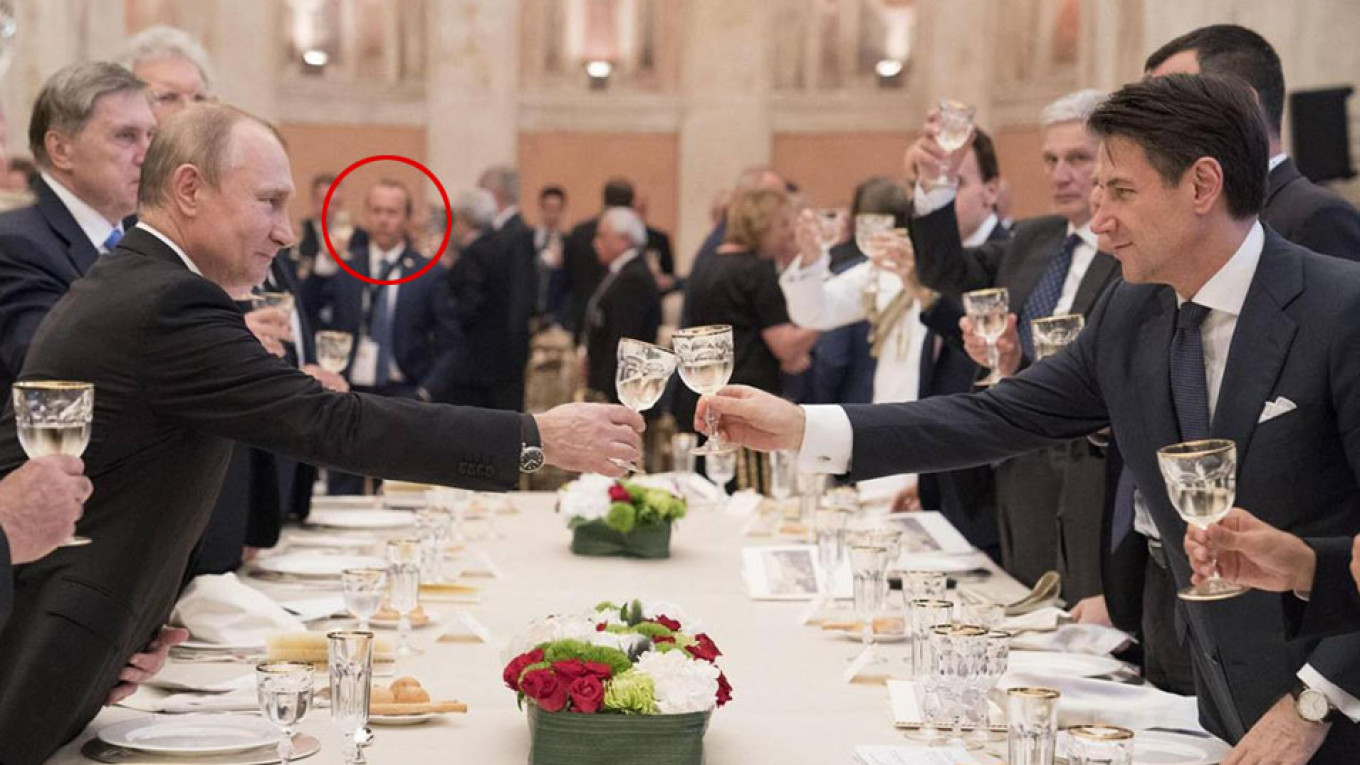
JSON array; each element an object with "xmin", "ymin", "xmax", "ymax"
[
  {"xmin": 172, "ymin": 573, "xmax": 306, "ymax": 646},
  {"xmin": 1010, "ymin": 623, "xmax": 1134, "ymax": 656},
  {"xmin": 119, "ymin": 683, "xmax": 258, "ymax": 714},
  {"xmin": 998, "ymin": 606, "xmax": 1066, "ymax": 633},
  {"xmin": 997, "ymin": 672, "xmax": 1204, "ymax": 731}
]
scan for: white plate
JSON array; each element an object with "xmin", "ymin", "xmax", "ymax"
[
  {"xmin": 305, "ymin": 509, "xmax": 414, "ymax": 530},
  {"xmin": 370, "ymin": 712, "xmax": 435, "ymax": 726},
  {"xmin": 177, "ymin": 639, "xmax": 265, "ymax": 652},
  {"xmin": 99, "ymin": 714, "xmax": 280, "ymax": 755},
  {"xmin": 309, "ymin": 495, "xmax": 382, "ymax": 510},
  {"xmin": 286, "ymin": 534, "xmax": 377, "ymax": 552},
  {"xmin": 1006, "ymin": 650, "xmax": 1124, "ymax": 678},
  {"xmin": 254, "ymin": 553, "xmax": 388, "ymax": 579},
  {"xmin": 1129, "ymin": 729, "xmax": 1230, "ymax": 765}
]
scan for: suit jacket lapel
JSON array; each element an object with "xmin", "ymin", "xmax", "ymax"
[
  {"xmin": 1005, "ymin": 221, "xmax": 1065, "ymax": 310},
  {"xmin": 34, "ymin": 179, "xmax": 100, "ymax": 275},
  {"xmin": 1210, "ymin": 234, "xmax": 1301, "ymax": 456},
  {"xmin": 1070, "ymin": 252, "xmax": 1120, "ymax": 316}
]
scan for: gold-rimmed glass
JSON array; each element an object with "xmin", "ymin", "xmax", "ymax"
[
  {"xmin": 1156, "ymin": 439, "xmax": 1247, "ymax": 601},
  {"xmin": 855, "ymin": 214, "xmax": 895, "ymax": 307},
  {"xmin": 1031, "ymin": 313, "xmax": 1085, "ymax": 361},
  {"xmin": 1067, "ymin": 724, "xmax": 1134, "ymax": 765},
  {"xmin": 613, "ymin": 338, "xmax": 678, "ymax": 472},
  {"xmin": 963, "ymin": 287, "xmax": 1010, "ymax": 386},
  {"xmin": 328, "ymin": 630, "xmax": 374, "ymax": 765},
  {"xmin": 933, "ymin": 99, "xmax": 977, "ymax": 188},
  {"xmin": 315, "ymin": 330, "xmax": 354, "ymax": 375},
  {"xmin": 673, "ymin": 325, "xmax": 737, "ymax": 455},
  {"xmin": 384, "ymin": 539, "xmax": 423, "ymax": 656},
  {"xmin": 1007, "ymin": 686, "xmax": 1061, "ymax": 765},
  {"xmin": 12, "ymin": 380, "xmax": 93, "ymax": 547},
  {"xmin": 255, "ymin": 661, "xmax": 313, "ymax": 765},
  {"xmin": 340, "ymin": 568, "xmax": 387, "ymax": 631}
]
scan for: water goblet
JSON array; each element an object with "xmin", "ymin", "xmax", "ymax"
[
  {"xmin": 340, "ymin": 568, "xmax": 386, "ymax": 631},
  {"xmin": 315, "ymin": 330, "xmax": 355, "ymax": 374},
  {"xmin": 13, "ymin": 380, "xmax": 95, "ymax": 546},
  {"xmin": 385, "ymin": 539, "xmax": 422, "ymax": 656},
  {"xmin": 672, "ymin": 325, "xmax": 736, "ymax": 455},
  {"xmin": 255, "ymin": 661, "xmax": 313, "ymax": 765},
  {"xmin": 932, "ymin": 99, "xmax": 977, "ymax": 188},
  {"xmin": 963, "ymin": 287, "xmax": 1010, "ymax": 386},
  {"xmin": 1156, "ymin": 439, "xmax": 1247, "ymax": 601},
  {"xmin": 1030, "ymin": 313, "xmax": 1085, "ymax": 361}
]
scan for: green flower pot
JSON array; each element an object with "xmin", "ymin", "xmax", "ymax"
[
  {"xmin": 526, "ymin": 703, "xmax": 710, "ymax": 765},
  {"xmin": 569, "ymin": 519, "xmax": 672, "ymax": 559}
]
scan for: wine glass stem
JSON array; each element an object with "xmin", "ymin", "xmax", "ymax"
[
  {"xmin": 278, "ymin": 726, "xmax": 294, "ymax": 765},
  {"xmin": 399, "ymin": 615, "xmax": 411, "ymax": 651},
  {"xmin": 986, "ymin": 339, "xmax": 999, "ymax": 374},
  {"xmin": 704, "ymin": 406, "xmax": 724, "ymax": 449},
  {"xmin": 358, "ymin": 617, "xmax": 368, "ymax": 632}
]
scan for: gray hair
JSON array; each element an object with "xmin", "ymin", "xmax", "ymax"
[
  {"xmin": 599, "ymin": 206, "xmax": 647, "ymax": 248},
  {"xmin": 452, "ymin": 188, "xmax": 497, "ymax": 230},
  {"xmin": 477, "ymin": 164, "xmax": 520, "ymax": 206},
  {"xmin": 30, "ymin": 61, "xmax": 146, "ymax": 167},
  {"xmin": 117, "ymin": 25, "xmax": 214, "ymax": 91},
  {"xmin": 1040, "ymin": 88, "xmax": 1107, "ymax": 128}
]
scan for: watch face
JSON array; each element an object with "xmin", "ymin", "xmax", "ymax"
[
  {"xmin": 1299, "ymin": 689, "xmax": 1331, "ymax": 722},
  {"xmin": 521, "ymin": 446, "xmax": 545, "ymax": 473}
]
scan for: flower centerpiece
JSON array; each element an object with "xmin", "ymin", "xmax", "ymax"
[
  {"xmin": 559, "ymin": 474, "xmax": 687, "ymax": 558},
  {"xmin": 503, "ymin": 600, "xmax": 731, "ymax": 765}
]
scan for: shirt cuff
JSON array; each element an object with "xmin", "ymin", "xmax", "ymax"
[
  {"xmin": 1298, "ymin": 664, "xmax": 1360, "ymax": 723},
  {"xmin": 797, "ymin": 405, "xmax": 853, "ymax": 475},
  {"xmin": 912, "ymin": 181, "xmax": 957, "ymax": 217}
]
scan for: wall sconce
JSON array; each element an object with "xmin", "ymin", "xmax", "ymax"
[
  {"xmin": 875, "ymin": 58, "xmax": 904, "ymax": 88},
  {"xmin": 301, "ymin": 48, "xmax": 329, "ymax": 75},
  {"xmin": 585, "ymin": 59, "xmax": 613, "ymax": 90}
]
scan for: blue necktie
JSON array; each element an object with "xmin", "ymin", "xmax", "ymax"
[
  {"xmin": 102, "ymin": 227, "xmax": 123, "ymax": 252},
  {"xmin": 1169, "ymin": 301, "xmax": 1212, "ymax": 441},
  {"xmin": 368, "ymin": 259, "xmax": 402, "ymax": 388},
  {"xmin": 1017, "ymin": 233, "xmax": 1081, "ymax": 358}
]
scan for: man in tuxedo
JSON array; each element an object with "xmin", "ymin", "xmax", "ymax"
[
  {"xmin": 583, "ymin": 207, "xmax": 661, "ymax": 403},
  {"xmin": 905, "ymin": 89, "xmax": 1120, "ymax": 602},
  {"xmin": 309, "ymin": 179, "xmax": 458, "ymax": 493},
  {"xmin": 0, "ymin": 456, "xmax": 90, "ymax": 631},
  {"xmin": 0, "ymin": 103, "xmax": 643, "ymax": 763},
  {"xmin": 534, "ymin": 184, "xmax": 570, "ymax": 325},
  {"xmin": 563, "ymin": 178, "xmax": 635, "ymax": 335},
  {"xmin": 0, "ymin": 62, "xmax": 155, "ymax": 394},
  {"xmin": 704, "ymin": 75, "xmax": 1360, "ymax": 764},
  {"xmin": 478, "ymin": 165, "xmax": 537, "ymax": 411}
]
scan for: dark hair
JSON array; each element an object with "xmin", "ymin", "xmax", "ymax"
[
  {"xmin": 370, "ymin": 177, "xmax": 413, "ymax": 218},
  {"xmin": 602, "ymin": 177, "xmax": 634, "ymax": 207},
  {"xmin": 540, "ymin": 184, "xmax": 566, "ymax": 203},
  {"xmin": 1088, "ymin": 74, "xmax": 1267, "ymax": 220},
  {"xmin": 970, "ymin": 127, "xmax": 1000, "ymax": 183},
  {"xmin": 852, "ymin": 177, "xmax": 910, "ymax": 226},
  {"xmin": 1144, "ymin": 24, "xmax": 1284, "ymax": 136}
]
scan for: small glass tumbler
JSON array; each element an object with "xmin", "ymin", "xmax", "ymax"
[
  {"xmin": 1067, "ymin": 725, "xmax": 1134, "ymax": 765},
  {"xmin": 1007, "ymin": 687, "xmax": 1062, "ymax": 765},
  {"xmin": 908, "ymin": 598, "xmax": 954, "ymax": 678},
  {"xmin": 903, "ymin": 570, "xmax": 948, "ymax": 601}
]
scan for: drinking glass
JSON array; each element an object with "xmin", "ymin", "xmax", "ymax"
[
  {"xmin": 851, "ymin": 528, "xmax": 904, "ymax": 605},
  {"xmin": 929, "ymin": 623, "xmax": 988, "ymax": 747},
  {"xmin": 340, "ymin": 568, "xmax": 386, "ymax": 631},
  {"xmin": 255, "ymin": 661, "xmax": 313, "ymax": 765},
  {"xmin": 814, "ymin": 509, "xmax": 849, "ymax": 608},
  {"xmin": 252, "ymin": 290, "xmax": 295, "ymax": 315},
  {"xmin": 816, "ymin": 208, "xmax": 846, "ymax": 256},
  {"xmin": 908, "ymin": 598, "xmax": 954, "ymax": 678},
  {"xmin": 1156, "ymin": 439, "xmax": 1247, "ymax": 601},
  {"xmin": 672, "ymin": 325, "xmax": 737, "ymax": 455},
  {"xmin": 13, "ymin": 381, "xmax": 94, "ymax": 546},
  {"xmin": 414, "ymin": 506, "xmax": 453, "ymax": 583},
  {"xmin": 315, "ymin": 330, "xmax": 355, "ymax": 374},
  {"xmin": 796, "ymin": 472, "xmax": 828, "ymax": 529},
  {"xmin": 958, "ymin": 602, "xmax": 1005, "ymax": 631},
  {"xmin": 328, "ymin": 630, "xmax": 374, "ymax": 765},
  {"xmin": 932, "ymin": 100, "xmax": 977, "ymax": 188},
  {"xmin": 1067, "ymin": 725, "xmax": 1135, "ymax": 765},
  {"xmin": 849, "ymin": 544, "xmax": 890, "ymax": 660},
  {"xmin": 613, "ymin": 338, "xmax": 679, "ymax": 472},
  {"xmin": 768, "ymin": 449, "xmax": 797, "ymax": 516},
  {"xmin": 705, "ymin": 450, "xmax": 736, "ymax": 503},
  {"xmin": 963, "ymin": 288, "xmax": 1010, "ymax": 386},
  {"xmin": 903, "ymin": 570, "xmax": 948, "ymax": 601},
  {"xmin": 1007, "ymin": 687, "xmax": 1061, "ymax": 765},
  {"xmin": 385, "ymin": 539, "xmax": 422, "ymax": 656},
  {"xmin": 670, "ymin": 433, "xmax": 697, "ymax": 474},
  {"xmin": 1031, "ymin": 314, "xmax": 1085, "ymax": 361},
  {"xmin": 966, "ymin": 629, "xmax": 1011, "ymax": 745},
  {"xmin": 855, "ymin": 214, "xmax": 895, "ymax": 309}
]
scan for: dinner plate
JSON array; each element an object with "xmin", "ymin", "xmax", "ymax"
[
  {"xmin": 98, "ymin": 714, "xmax": 280, "ymax": 755},
  {"xmin": 305, "ymin": 509, "xmax": 414, "ymax": 530},
  {"xmin": 254, "ymin": 553, "xmax": 388, "ymax": 580},
  {"xmin": 309, "ymin": 495, "xmax": 382, "ymax": 510},
  {"xmin": 370, "ymin": 712, "xmax": 435, "ymax": 726},
  {"xmin": 178, "ymin": 639, "xmax": 266, "ymax": 652},
  {"xmin": 1006, "ymin": 650, "xmax": 1124, "ymax": 678},
  {"xmin": 1128, "ymin": 728, "xmax": 1230, "ymax": 765},
  {"xmin": 285, "ymin": 534, "xmax": 377, "ymax": 552}
]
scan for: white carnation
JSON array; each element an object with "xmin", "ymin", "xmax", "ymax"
[
  {"xmin": 558, "ymin": 474, "xmax": 615, "ymax": 523},
  {"xmin": 502, "ymin": 613, "xmax": 597, "ymax": 659},
  {"xmin": 634, "ymin": 649, "xmax": 719, "ymax": 714}
]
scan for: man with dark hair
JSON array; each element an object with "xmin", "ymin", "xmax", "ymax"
[
  {"xmin": 705, "ymin": 74, "xmax": 1360, "ymax": 764},
  {"xmin": 563, "ymin": 177, "xmax": 637, "ymax": 335},
  {"xmin": 535, "ymin": 184, "xmax": 570, "ymax": 324},
  {"xmin": 1146, "ymin": 23, "xmax": 1360, "ymax": 261}
]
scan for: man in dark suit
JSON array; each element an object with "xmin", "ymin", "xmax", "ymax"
[
  {"xmin": 906, "ymin": 89, "xmax": 1120, "ymax": 601},
  {"xmin": 0, "ymin": 104, "xmax": 643, "ymax": 764},
  {"xmin": 707, "ymin": 75, "xmax": 1360, "ymax": 764},
  {"xmin": 563, "ymin": 178, "xmax": 635, "ymax": 335},
  {"xmin": 583, "ymin": 207, "xmax": 661, "ymax": 402},
  {"xmin": 478, "ymin": 164, "xmax": 537, "ymax": 411},
  {"xmin": 0, "ymin": 456, "xmax": 90, "ymax": 632},
  {"xmin": 0, "ymin": 62, "xmax": 155, "ymax": 394},
  {"xmin": 534, "ymin": 184, "xmax": 570, "ymax": 325},
  {"xmin": 443, "ymin": 188, "xmax": 516, "ymax": 409}
]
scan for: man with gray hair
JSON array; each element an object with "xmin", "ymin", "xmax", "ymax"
[
  {"xmin": 116, "ymin": 25, "xmax": 214, "ymax": 120},
  {"xmin": 0, "ymin": 103, "xmax": 643, "ymax": 761},
  {"xmin": 902, "ymin": 88, "xmax": 1121, "ymax": 606},
  {"xmin": 583, "ymin": 206, "xmax": 660, "ymax": 403},
  {"xmin": 478, "ymin": 164, "xmax": 537, "ymax": 410},
  {"xmin": 0, "ymin": 61, "xmax": 155, "ymax": 395}
]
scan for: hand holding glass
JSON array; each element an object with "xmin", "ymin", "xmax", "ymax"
[
  {"xmin": 12, "ymin": 381, "xmax": 93, "ymax": 546},
  {"xmin": 673, "ymin": 325, "xmax": 736, "ymax": 455},
  {"xmin": 1157, "ymin": 439, "xmax": 1247, "ymax": 601},
  {"xmin": 315, "ymin": 330, "xmax": 354, "ymax": 374},
  {"xmin": 963, "ymin": 288, "xmax": 1010, "ymax": 386},
  {"xmin": 613, "ymin": 339, "xmax": 678, "ymax": 471}
]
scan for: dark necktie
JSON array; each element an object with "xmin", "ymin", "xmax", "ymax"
[
  {"xmin": 1169, "ymin": 301, "xmax": 1213, "ymax": 441},
  {"xmin": 1017, "ymin": 233, "xmax": 1081, "ymax": 358},
  {"xmin": 366, "ymin": 258, "xmax": 403, "ymax": 388}
]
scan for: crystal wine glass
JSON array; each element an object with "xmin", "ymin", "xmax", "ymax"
[
  {"xmin": 328, "ymin": 630, "xmax": 374, "ymax": 765},
  {"xmin": 855, "ymin": 214, "xmax": 895, "ymax": 311},
  {"xmin": 340, "ymin": 568, "xmax": 386, "ymax": 632},
  {"xmin": 255, "ymin": 661, "xmax": 313, "ymax": 765},
  {"xmin": 848, "ymin": 543, "xmax": 890, "ymax": 662},
  {"xmin": 705, "ymin": 449, "xmax": 736, "ymax": 499},
  {"xmin": 315, "ymin": 330, "xmax": 355, "ymax": 375},
  {"xmin": 673, "ymin": 325, "xmax": 737, "ymax": 455},
  {"xmin": 385, "ymin": 539, "xmax": 423, "ymax": 655},
  {"xmin": 414, "ymin": 506, "xmax": 453, "ymax": 583},
  {"xmin": 962, "ymin": 287, "xmax": 1010, "ymax": 386},
  {"xmin": 613, "ymin": 338, "xmax": 678, "ymax": 472},
  {"xmin": 932, "ymin": 99, "xmax": 977, "ymax": 188},
  {"xmin": 12, "ymin": 381, "xmax": 94, "ymax": 547},
  {"xmin": 1030, "ymin": 313, "xmax": 1085, "ymax": 361},
  {"xmin": 1156, "ymin": 439, "xmax": 1247, "ymax": 601}
]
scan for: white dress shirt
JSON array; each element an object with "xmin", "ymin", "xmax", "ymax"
[
  {"xmin": 42, "ymin": 171, "xmax": 122, "ymax": 253},
  {"xmin": 352, "ymin": 241, "xmax": 407, "ymax": 386},
  {"xmin": 493, "ymin": 205, "xmax": 519, "ymax": 232}
]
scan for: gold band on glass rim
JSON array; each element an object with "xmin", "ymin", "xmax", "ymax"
[
  {"xmin": 326, "ymin": 630, "xmax": 376, "ymax": 640},
  {"xmin": 930, "ymin": 623, "xmax": 988, "ymax": 637},
  {"xmin": 1007, "ymin": 686, "xmax": 1061, "ymax": 700},
  {"xmin": 1067, "ymin": 724, "xmax": 1135, "ymax": 742},
  {"xmin": 13, "ymin": 380, "xmax": 94, "ymax": 391},
  {"xmin": 1029, "ymin": 313, "xmax": 1084, "ymax": 328},
  {"xmin": 1157, "ymin": 438, "xmax": 1235, "ymax": 459},
  {"xmin": 963, "ymin": 287, "xmax": 1008, "ymax": 300},
  {"xmin": 672, "ymin": 324, "xmax": 732, "ymax": 338},
  {"xmin": 256, "ymin": 660, "xmax": 314, "ymax": 674},
  {"xmin": 909, "ymin": 598, "xmax": 953, "ymax": 609},
  {"xmin": 617, "ymin": 337, "xmax": 678, "ymax": 356}
]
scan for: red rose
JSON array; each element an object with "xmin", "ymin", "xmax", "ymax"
[
  {"xmin": 595, "ymin": 622, "xmax": 607, "ymax": 632},
  {"xmin": 652, "ymin": 615, "xmax": 682, "ymax": 631},
  {"xmin": 584, "ymin": 661, "xmax": 614, "ymax": 680},
  {"xmin": 608, "ymin": 483, "xmax": 632, "ymax": 502},
  {"xmin": 685, "ymin": 633, "xmax": 722, "ymax": 663},
  {"xmin": 502, "ymin": 648, "xmax": 544, "ymax": 691},
  {"xmin": 520, "ymin": 668, "xmax": 567, "ymax": 712},
  {"xmin": 552, "ymin": 659, "xmax": 587, "ymax": 679},
  {"xmin": 715, "ymin": 672, "xmax": 732, "ymax": 707},
  {"xmin": 653, "ymin": 635, "xmax": 675, "ymax": 644},
  {"xmin": 568, "ymin": 675, "xmax": 605, "ymax": 714}
]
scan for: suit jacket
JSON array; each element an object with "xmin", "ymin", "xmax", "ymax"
[
  {"xmin": 563, "ymin": 217, "xmax": 604, "ymax": 335},
  {"xmin": 1282, "ymin": 537, "xmax": 1360, "ymax": 640},
  {"xmin": 0, "ymin": 228, "xmax": 521, "ymax": 763},
  {"xmin": 584, "ymin": 255, "xmax": 661, "ymax": 401},
  {"xmin": 315, "ymin": 240, "xmax": 458, "ymax": 396},
  {"xmin": 841, "ymin": 230, "xmax": 1360, "ymax": 755},
  {"xmin": 0, "ymin": 526, "xmax": 10, "ymax": 635},
  {"xmin": 444, "ymin": 232, "xmax": 518, "ymax": 400},
  {"xmin": 488, "ymin": 213, "xmax": 538, "ymax": 409},
  {"xmin": 808, "ymin": 243, "xmax": 875, "ymax": 405},
  {"xmin": 645, "ymin": 226, "xmax": 675, "ymax": 276},
  {"xmin": 1262, "ymin": 158, "xmax": 1360, "ymax": 262},
  {"xmin": 0, "ymin": 178, "xmax": 101, "ymax": 393}
]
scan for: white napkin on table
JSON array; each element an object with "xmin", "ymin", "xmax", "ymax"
[
  {"xmin": 1009, "ymin": 622, "xmax": 1133, "ymax": 655},
  {"xmin": 998, "ymin": 672, "xmax": 1204, "ymax": 731},
  {"xmin": 172, "ymin": 573, "xmax": 306, "ymax": 646},
  {"xmin": 119, "ymin": 683, "xmax": 258, "ymax": 714}
]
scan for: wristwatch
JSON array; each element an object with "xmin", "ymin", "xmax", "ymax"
[
  {"xmin": 519, "ymin": 413, "xmax": 544, "ymax": 474},
  {"xmin": 1291, "ymin": 681, "xmax": 1341, "ymax": 724}
]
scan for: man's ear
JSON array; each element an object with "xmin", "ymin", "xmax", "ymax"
[
  {"xmin": 1188, "ymin": 157, "xmax": 1225, "ymax": 216},
  {"xmin": 168, "ymin": 163, "xmax": 206, "ymax": 218}
]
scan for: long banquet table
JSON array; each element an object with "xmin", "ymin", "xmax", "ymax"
[{"xmin": 51, "ymin": 491, "xmax": 1035, "ymax": 764}]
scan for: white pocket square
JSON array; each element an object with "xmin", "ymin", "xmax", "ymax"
[{"xmin": 1258, "ymin": 397, "xmax": 1298, "ymax": 424}]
